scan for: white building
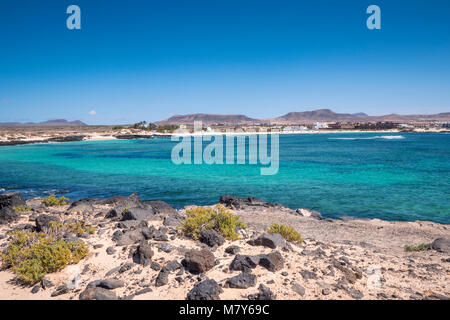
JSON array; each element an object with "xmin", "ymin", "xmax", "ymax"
[{"xmin": 313, "ymin": 122, "xmax": 329, "ymax": 130}]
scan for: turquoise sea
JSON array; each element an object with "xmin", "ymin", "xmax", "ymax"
[{"xmin": 0, "ymin": 132, "xmax": 449, "ymax": 223}]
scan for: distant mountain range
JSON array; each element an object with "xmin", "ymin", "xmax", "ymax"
[
  {"xmin": 0, "ymin": 119, "xmax": 87, "ymax": 127},
  {"xmin": 157, "ymin": 109, "xmax": 450, "ymax": 125}
]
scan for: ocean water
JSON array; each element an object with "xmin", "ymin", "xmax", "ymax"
[{"xmin": 0, "ymin": 132, "xmax": 449, "ymax": 223}]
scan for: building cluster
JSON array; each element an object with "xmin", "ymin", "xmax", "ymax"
[{"xmin": 181, "ymin": 121, "xmax": 450, "ymax": 133}]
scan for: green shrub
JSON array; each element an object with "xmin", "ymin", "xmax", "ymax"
[
  {"xmin": 1, "ymin": 230, "xmax": 88, "ymax": 285},
  {"xmin": 42, "ymin": 194, "xmax": 69, "ymax": 207},
  {"xmin": 181, "ymin": 205, "xmax": 247, "ymax": 241},
  {"xmin": 267, "ymin": 223, "xmax": 303, "ymax": 244},
  {"xmin": 13, "ymin": 205, "xmax": 32, "ymax": 213},
  {"xmin": 404, "ymin": 243, "xmax": 431, "ymax": 252},
  {"xmin": 48, "ymin": 220, "xmax": 95, "ymax": 237}
]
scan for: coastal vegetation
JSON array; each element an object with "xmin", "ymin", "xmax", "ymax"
[
  {"xmin": 267, "ymin": 223, "xmax": 303, "ymax": 244},
  {"xmin": 181, "ymin": 205, "xmax": 247, "ymax": 241},
  {"xmin": 404, "ymin": 243, "xmax": 431, "ymax": 252},
  {"xmin": 48, "ymin": 220, "xmax": 95, "ymax": 237},
  {"xmin": 1, "ymin": 230, "xmax": 88, "ymax": 285},
  {"xmin": 13, "ymin": 205, "xmax": 32, "ymax": 213},
  {"xmin": 42, "ymin": 194, "xmax": 69, "ymax": 207}
]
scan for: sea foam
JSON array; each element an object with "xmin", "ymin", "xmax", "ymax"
[{"xmin": 329, "ymin": 135, "xmax": 405, "ymax": 140}]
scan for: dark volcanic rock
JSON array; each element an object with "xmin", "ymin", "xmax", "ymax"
[
  {"xmin": 133, "ymin": 243, "xmax": 154, "ymax": 265},
  {"xmin": 330, "ymin": 258, "xmax": 361, "ymax": 284},
  {"xmin": 163, "ymin": 215, "xmax": 183, "ymax": 227},
  {"xmin": 225, "ymin": 245, "xmax": 241, "ymax": 255},
  {"xmin": 225, "ymin": 273, "xmax": 257, "ymax": 289},
  {"xmin": 258, "ymin": 252, "xmax": 284, "ymax": 272},
  {"xmin": 183, "ymin": 248, "xmax": 216, "ymax": 274},
  {"xmin": 87, "ymin": 279, "xmax": 125, "ymax": 290},
  {"xmin": 165, "ymin": 260, "xmax": 182, "ymax": 272},
  {"xmin": 248, "ymin": 233, "xmax": 286, "ymax": 249},
  {"xmin": 431, "ymin": 238, "xmax": 450, "ymax": 254},
  {"xmin": 121, "ymin": 207, "xmax": 155, "ymax": 221},
  {"xmin": 219, "ymin": 194, "xmax": 290, "ymax": 210},
  {"xmin": 35, "ymin": 214, "xmax": 60, "ymax": 232},
  {"xmin": 229, "ymin": 254, "xmax": 260, "ymax": 272},
  {"xmin": 51, "ymin": 285, "xmax": 69, "ymax": 297},
  {"xmin": 0, "ymin": 206, "xmax": 19, "ymax": 225},
  {"xmin": 0, "ymin": 192, "xmax": 26, "ymax": 210},
  {"xmin": 79, "ymin": 287, "xmax": 118, "ymax": 300},
  {"xmin": 300, "ymin": 270, "xmax": 317, "ymax": 280},
  {"xmin": 66, "ymin": 200, "xmax": 94, "ymax": 214},
  {"xmin": 113, "ymin": 229, "xmax": 146, "ymax": 246},
  {"xmin": 150, "ymin": 261, "xmax": 162, "ymax": 271},
  {"xmin": 186, "ymin": 279, "xmax": 222, "ymax": 300},
  {"xmin": 200, "ymin": 229, "xmax": 225, "ymax": 247},
  {"xmin": 115, "ymin": 193, "xmax": 145, "ymax": 214},
  {"xmin": 248, "ymin": 284, "xmax": 276, "ymax": 300},
  {"xmin": 144, "ymin": 200, "xmax": 177, "ymax": 215},
  {"xmin": 292, "ymin": 282, "xmax": 306, "ymax": 296},
  {"xmin": 155, "ymin": 269, "xmax": 169, "ymax": 287}
]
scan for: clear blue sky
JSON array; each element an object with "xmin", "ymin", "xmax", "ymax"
[{"xmin": 0, "ymin": 0, "xmax": 449, "ymax": 124}]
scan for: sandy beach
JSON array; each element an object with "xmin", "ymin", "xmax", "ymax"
[{"xmin": 0, "ymin": 193, "xmax": 448, "ymax": 300}]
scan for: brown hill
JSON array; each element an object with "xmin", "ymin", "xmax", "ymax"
[{"xmin": 157, "ymin": 109, "xmax": 450, "ymax": 125}]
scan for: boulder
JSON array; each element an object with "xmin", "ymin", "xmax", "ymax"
[
  {"xmin": 66, "ymin": 201, "xmax": 94, "ymax": 214},
  {"xmin": 248, "ymin": 233, "xmax": 286, "ymax": 249},
  {"xmin": 163, "ymin": 215, "xmax": 184, "ymax": 227},
  {"xmin": 87, "ymin": 279, "xmax": 125, "ymax": 290},
  {"xmin": 0, "ymin": 207, "xmax": 19, "ymax": 225},
  {"xmin": 132, "ymin": 243, "xmax": 154, "ymax": 265},
  {"xmin": 229, "ymin": 254, "xmax": 260, "ymax": 272},
  {"xmin": 258, "ymin": 252, "xmax": 284, "ymax": 272},
  {"xmin": 225, "ymin": 273, "xmax": 257, "ymax": 289},
  {"xmin": 200, "ymin": 229, "xmax": 225, "ymax": 247},
  {"xmin": 79, "ymin": 287, "xmax": 117, "ymax": 300},
  {"xmin": 225, "ymin": 245, "xmax": 241, "ymax": 255},
  {"xmin": 165, "ymin": 260, "xmax": 182, "ymax": 272},
  {"xmin": 431, "ymin": 238, "xmax": 450, "ymax": 254},
  {"xmin": 117, "ymin": 220, "xmax": 141, "ymax": 229},
  {"xmin": 248, "ymin": 284, "xmax": 276, "ymax": 300},
  {"xmin": 35, "ymin": 214, "xmax": 60, "ymax": 232},
  {"xmin": 113, "ymin": 229, "xmax": 146, "ymax": 246},
  {"xmin": 114, "ymin": 193, "xmax": 145, "ymax": 213},
  {"xmin": 144, "ymin": 200, "xmax": 177, "ymax": 215},
  {"xmin": 0, "ymin": 192, "xmax": 26, "ymax": 210},
  {"xmin": 219, "ymin": 194, "xmax": 290, "ymax": 211},
  {"xmin": 155, "ymin": 269, "xmax": 169, "ymax": 287},
  {"xmin": 186, "ymin": 279, "xmax": 222, "ymax": 300},
  {"xmin": 183, "ymin": 248, "xmax": 216, "ymax": 274},
  {"xmin": 121, "ymin": 207, "xmax": 155, "ymax": 221},
  {"xmin": 292, "ymin": 282, "xmax": 306, "ymax": 296}
]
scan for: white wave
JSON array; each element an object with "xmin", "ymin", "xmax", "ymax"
[{"xmin": 329, "ymin": 135, "xmax": 405, "ymax": 140}]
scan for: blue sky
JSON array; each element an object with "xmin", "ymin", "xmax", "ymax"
[{"xmin": 0, "ymin": 0, "xmax": 449, "ymax": 124}]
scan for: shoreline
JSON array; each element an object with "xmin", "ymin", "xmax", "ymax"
[{"xmin": 1, "ymin": 128, "xmax": 449, "ymax": 147}]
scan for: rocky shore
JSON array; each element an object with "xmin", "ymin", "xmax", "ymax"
[{"xmin": 0, "ymin": 192, "xmax": 449, "ymax": 300}]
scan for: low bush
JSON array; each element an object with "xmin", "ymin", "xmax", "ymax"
[
  {"xmin": 48, "ymin": 220, "xmax": 95, "ymax": 237},
  {"xmin": 42, "ymin": 194, "xmax": 69, "ymax": 207},
  {"xmin": 13, "ymin": 205, "xmax": 32, "ymax": 213},
  {"xmin": 1, "ymin": 230, "xmax": 88, "ymax": 285},
  {"xmin": 181, "ymin": 205, "xmax": 247, "ymax": 241},
  {"xmin": 404, "ymin": 243, "xmax": 431, "ymax": 252},
  {"xmin": 267, "ymin": 223, "xmax": 303, "ymax": 244}
]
